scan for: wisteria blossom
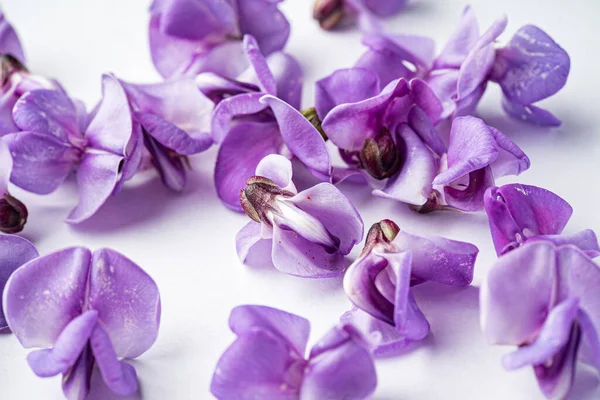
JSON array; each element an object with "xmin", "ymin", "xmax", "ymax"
[
  {"xmin": 0, "ymin": 234, "xmax": 38, "ymax": 328},
  {"xmin": 0, "ymin": 10, "xmax": 63, "ymax": 135},
  {"xmin": 481, "ymin": 241, "xmax": 600, "ymax": 399},
  {"xmin": 313, "ymin": 0, "xmax": 407, "ymax": 31},
  {"xmin": 343, "ymin": 219, "xmax": 478, "ymax": 356},
  {"xmin": 352, "ymin": 6, "xmax": 570, "ymax": 126},
  {"xmin": 237, "ymin": 154, "xmax": 362, "ymax": 278},
  {"xmin": 315, "ymin": 69, "xmax": 529, "ymax": 211},
  {"xmin": 210, "ymin": 35, "xmax": 330, "ymax": 211},
  {"xmin": 149, "ymin": 0, "xmax": 290, "ymax": 79},
  {"xmin": 0, "ymin": 139, "xmax": 27, "ymax": 233},
  {"xmin": 3, "ymin": 246, "xmax": 161, "ymax": 400},
  {"xmin": 119, "ymin": 77, "xmax": 214, "ymax": 191},
  {"xmin": 3, "ymin": 75, "xmax": 142, "ymax": 223},
  {"xmin": 211, "ymin": 305, "xmax": 377, "ymax": 400},
  {"xmin": 484, "ymin": 183, "xmax": 600, "ymax": 256}
]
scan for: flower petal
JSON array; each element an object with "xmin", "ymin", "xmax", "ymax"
[
  {"xmin": 255, "ymin": 154, "xmax": 295, "ymax": 191},
  {"xmin": 409, "ymin": 79, "xmax": 444, "ymax": 124},
  {"xmin": 143, "ymin": 132, "xmax": 187, "ymax": 192},
  {"xmin": 211, "ymin": 329, "xmax": 303, "ymax": 400},
  {"xmin": 66, "ymin": 152, "xmax": 122, "ymax": 224},
  {"xmin": 481, "ymin": 241, "xmax": 557, "ymax": 345},
  {"xmin": 393, "ymin": 230, "xmax": 478, "ymax": 286},
  {"xmin": 271, "ymin": 222, "xmax": 344, "ymax": 278},
  {"xmin": 211, "ymin": 92, "xmax": 268, "ymax": 144},
  {"xmin": 3, "ymin": 247, "xmax": 91, "ymax": 348},
  {"xmin": 88, "ymin": 248, "xmax": 161, "ymax": 359},
  {"xmin": 268, "ymin": 52, "xmax": 303, "ymax": 110},
  {"xmin": 229, "ymin": 305, "xmax": 310, "ymax": 357},
  {"xmin": 62, "ymin": 344, "xmax": 94, "ymax": 400},
  {"xmin": 236, "ymin": 0, "xmax": 290, "ymax": 57},
  {"xmin": 238, "ymin": 35, "xmax": 276, "ymax": 95},
  {"xmin": 215, "ymin": 120, "xmax": 283, "ymax": 211},
  {"xmin": 315, "ymin": 68, "xmax": 381, "ymax": 120},
  {"xmin": 90, "ymin": 324, "xmax": 138, "ymax": 396},
  {"xmin": 363, "ymin": 0, "xmax": 407, "ymax": 16},
  {"xmin": 12, "ymin": 89, "xmax": 81, "ymax": 142},
  {"xmin": 536, "ymin": 230, "xmax": 600, "ymax": 258},
  {"xmin": 443, "ymin": 166, "xmax": 495, "ymax": 212},
  {"xmin": 3, "ymin": 131, "xmax": 79, "ymax": 194},
  {"xmin": 0, "ymin": 11, "xmax": 25, "ymax": 63},
  {"xmin": 0, "ymin": 235, "xmax": 38, "ymax": 328},
  {"xmin": 289, "ymin": 183, "xmax": 363, "ymax": 255},
  {"xmin": 27, "ymin": 310, "xmax": 98, "ymax": 377},
  {"xmin": 434, "ymin": 6, "xmax": 479, "ymax": 69},
  {"xmin": 372, "ymin": 124, "xmax": 436, "ymax": 206},
  {"xmin": 492, "ymin": 25, "xmax": 570, "ymax": 106},
  {"xmin": 322, "ymin": 78, "xmax": 409, "ymax": 151},
  {"xmin": 300, "ymin": 325, "xmax": 377, "ymax": 400},
  {"xmin": 261, "ymin": 95, "xmax": 331, "ymax": 180},
  {"xmin": 501, "ymin": 97, "xmax": 562, "ymax": 126},
  {"xmin": 407, "ymin": 105, "xmax": 446, "ymax": 156}
]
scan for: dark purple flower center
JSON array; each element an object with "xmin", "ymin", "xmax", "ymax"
[
  {"xmin": 0, "ymin": 54, "xmax": 27, "ymax": 87},
  {"xmin": 359, "ymin": 127, "xmax": 403, "ymax": 180},
  {"xmin": 240, "ymin": 176, "xmax": 294, "ymax": 226},
  {"xmin": 362, "ymin": 219, "xmax": 400, "ymax": 255},
  {"xmin": 313, "ymin": 0, "xmax": 345, "ymax": 30},
  {"xmin": 0, "ymin": 193, "xmax": 28, "ymax": 234}
]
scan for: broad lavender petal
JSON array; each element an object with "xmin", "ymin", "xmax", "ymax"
[
  {"xmin": 143, "ymin": 128, "xmax": 187, "ymax": 192},
  {"xmin": 238, "ymin": 35, "xmax": 277, "ymax": 96},
  {"xmin": 262, "ymin": 95, "xmax": 331, "ymax": 180},
  {"xmin": 0, "ymin": 235, "xmax": 38, "ymax": 328},
  {"xmin": 211, "ymin": 92, "xmax": 268, "ymax": 144},
  {"xmin": 322, "ymin": 78, "xmax": 409, "ymax": 151},
  {"xmin": 363, "ymin": 0, "xmax": 407, "ymax": 16},
  {"xmin": 300, "ymin": 325, "xmax": 377, "ymax": 400},
  {"xmin": 268, "ymin": 52, "xmax": 303, "ymax": 110},
  {"xmin": 88, "ymin": 248, "xmax": 161, "ymax": 359},
  {"xmin": 536, "ymin": 230, "xmax": 600, "ymax": 258},
  {"xmin": 502, "ymin": 297, "xmax": 579, "ymax": 371},
  {"xmin": 211, "ymin": 329, "xmax": 304, "ymax": 399},
  {"xmin": 3, "ymin": 247, "xmax": 91, "ymax": 348},
  {"xmin": 492, "ymin": 25, "xmax": 570, "ymax": 106},
  {"xmin": 488, "ymin": 126, "xmax": 530, "ymax": 178},
  {"xmin": 236, "ymin": 0, "xmax": 290, "ymax": 57},
  {"xmin": 215, "ymin": 120, "xmax": 283, "ymax": 211},
  {"xmin": 289, "ymin": 183, "xmax": 363, "ymax": 255},
  {"xmin": 3, "ymin": 131, "xmax": 79, "ymax": 194},
  {"xmin": 315, "ymin": 68, "xmax": 380, "ymax": 120},
  {"xmin": 356, "ymin": 34, "xmax": 435, "ymax": 87},
  {"xmin": 579, "ymin": 308, "xmax": 600, "ymax": 371},
  {"xmin": 434, "ymin": 6, "xmax": 479, "ymax": 69},
  {"xmin": 235, "ymin": 221, "xmax": 265, "ymax": 264},
  {"xmin": 229, "ymin": 305, "xmax": 310, "ymax": 357},
  {"xmin": 392, "ymin": 230, "xmax": 478, "ymax": 286},
  {"xmin": 66, "ymin": 152, "xmax": 123, "ymax": 224},
  {"xmin": 410, "ymin": 79, "xmax": 444, "ymax": 124},
  {"xmin": 26, "ymin": 310, "xmax": 98, "ymax": 377},
  {"xmin": 62, "ymin": 345, "xmax": 94, "ymax": 400},
  {"xmin": 484, "ymin": 184, "xmax": 572, "ymax": 255},
  {"xmin": 372, "ymin": 124, "xmax": 437, "ymax": 206},
  {"xmin": 502, "ymin": 98, "xmax": 562, "ymax": 126},
  {"xmin": 271, "ymin": 222, "xmax": 345, "ymax": 278},
  {"xmin": 0, "ymin": 10, "xmax": 25, "ymax": 62},
  {"xmin": 89, "ymin": 324, "xmax": 139, "ymax": 396},
  {"xmin": 481, "ymin": 241, "xmax": 556, "ymax": 345},
  {"xmin": 407, "ymin": 105, "xmax": 447, "ymax": 156},
  {"xmin": 443, "ymin": 166, "xmax": 495, "ymax": 212}
]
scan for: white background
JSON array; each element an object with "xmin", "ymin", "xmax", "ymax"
[{"xmin": 0, "ymin": 0, "xmax": 599, "ymax": 399}]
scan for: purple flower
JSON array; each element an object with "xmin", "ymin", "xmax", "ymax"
[
  {"xmin": 484, "ymin": 184, "xmax": 600, "ymax": 256},
  {"xmin": 490, "ymin": 25, "xmax": 570, "ymax": 126},
  {"xmin": 0, "ymin": 234, "xmax": 38, "ymax": 328},
  {"xmin": 211, "ymin": 35, "xmax": 330, "ymax": 211},
  {"xmin": 0, "ymin": 139, "xmax": 27, "ymax": 233},
  {"xmin": 119, "ymin": 77, "xmax": 214, "ymax": 191},
  {"xmin": 149, "ymin": 0, "xmax": 290, "ymax": 79},
  {"xmin": 4, "ymin": 75, "xmax": 143, "ymax": 223},
  {"xmin": 211, "ymin": 305, "xmax": 377, "ymax": 400},
  {"xmin": 430, "ymin": 116, "xmax": 530, "ymax": 212},
  {"xmin": 3, "ymin": 246, "xmax": 161, "ymax": 399},
  {"xmin": 481, "ymin": 241, "xmax": 600, "ymax": 399},
  {"xmin": 237, "ymin": 154, "xmax": 363, "ymax": 278},
  {"xmin": 343, "ymin": 219, "xmax": 478, "ymax": 356},
  {"xmin": 313, "ymin": 0, "xmax": 407, "ymax": 31},
  {"xmin": 0, "ymin": 11, "xmax": 62, "ymax": 135}
]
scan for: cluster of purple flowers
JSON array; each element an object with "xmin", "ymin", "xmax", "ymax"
[{"xmin": 0, "ymin": 1, "xmax": 593, "ymax": 399}]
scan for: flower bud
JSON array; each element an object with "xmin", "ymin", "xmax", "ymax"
[
  {"xmin": 362, "ymin": 219, "xmax": 399, "ymax": 255},
  {"xmin": 359, "ymin": 127, "xmax": 402, "ymax": 180},
  {"xmin": 301, "ymin": 107, "xmax": 327, "ymax": 141},
  {"xmin": 240, "ymin": 176, "xmax": 294, "ymax": 225},
  {"xmin": 0, "ymin": 193, "xmax": 28, "ymax": 234},
  {"xmin": 313, "ymin": 0, "xmax": 345, "ymax": 30}
]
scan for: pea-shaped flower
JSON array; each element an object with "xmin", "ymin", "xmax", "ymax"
[
  {"xmin": 211, "ymin": 305, "xmax": 377, "ymax": 400},
  {"xmin": 484, "ymin": 184, "xmax": 600, "ymax": 256},
  {"xmin": 481, "ymin": 241, "xmax": 600, "ymax": 399},
  {"xmin": 3, "ymin": 247, "xmax": 161, "ymax": 399},
  {"xmin": 237, "ymin": 154, "xmax": 363, "ymax": 278},
  {"xmin": 343, "ymin": 219, "xmax": 478, "ymax": 355}
]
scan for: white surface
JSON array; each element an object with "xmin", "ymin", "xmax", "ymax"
[{"xmin": 0, "ymin": 0, "xmax": 599, "ymax": 399}]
